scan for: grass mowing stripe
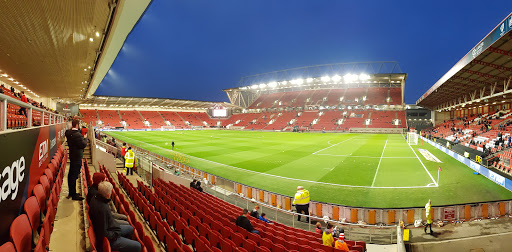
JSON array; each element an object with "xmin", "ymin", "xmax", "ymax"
[
  {"xmin": 105, "ymin": 130, "xmax": 512, "ymax": 208},
  {"xmin": 312, "ymin": 136, "xmax": 358, "ymax": 154},
  {"xmin": 371, "ymin": 138, "xmax": 388, "ymax": 187}
]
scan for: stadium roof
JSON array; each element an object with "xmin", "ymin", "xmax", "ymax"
[
  {"xmin": 417, "ymin": 12, "xmax": 512, "ymax": 111},
  {"xmin": 72, "ymin": 95, "xmax": 239, "ymax": 110},
  {"xmin": 223, "ymin": 62, "xmax": 407, "ymax": 107},
  {"xmin": 0, "ymin": 1, "xmax": 151, "ymax": 99}
]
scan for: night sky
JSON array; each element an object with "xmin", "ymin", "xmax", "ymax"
[{"xmin": 94, "ymin": 0, "xmax": 512, "ymax": 104}]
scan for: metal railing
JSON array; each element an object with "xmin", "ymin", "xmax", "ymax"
[{"xmin": 0, "ymin": 93, "xmax": 65, "ymax": 131}]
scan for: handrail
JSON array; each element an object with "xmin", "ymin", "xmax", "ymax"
[{"xmin": 0, "ymin": 93, "xmax": 66, "ymax": 131}]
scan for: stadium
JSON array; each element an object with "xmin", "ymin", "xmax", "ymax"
[{"xmin": 0, "ymin": 1, "xmax": 512, "ymax": 252}]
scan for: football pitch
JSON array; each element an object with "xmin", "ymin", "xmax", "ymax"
[{"xmin": 105, "ymin": 130, "xmax": 512, "ymax": 208}]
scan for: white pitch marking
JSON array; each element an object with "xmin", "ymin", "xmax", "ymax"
[
  {"xmin": 315, "ymin": 153, "xmax": 416, "ymax": 159},
  {"xmin": 312, "ymin": 136, "xmax": 358, "ymax": 155},
  {"xmin": 107, "ymin": 132, "xmax": 438, "ymax": 189},
  {"xmin": 371, "ymin": 138, "xmax": 388, "ymax": 187},
  {"xmin": 407, "ymin": 140, "xmax": 438, "ymax": 186}
]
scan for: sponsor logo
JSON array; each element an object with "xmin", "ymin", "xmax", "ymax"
[
  {"xmin": 469, "ymin": 161, "xmax": 481, "ymax": 172},
  {"xmin": 417, "ymin": 148, "xmax": 442, "ymax": 163},
  {"xmin": 500, "ymin": 23, "xmax": 505, "ymax": 36},
  {"xmin": 472, "ymin": 42, "xmax": 484, "ymax": 58},
  {"xmin": 489, "ymin": 171, "xmax": 505, "ymax": 186},
  {"xmin": 39, "ymin": 140, "xmax": 49, "ymax": 167},
  {"xmin": 1, "ymin": 156, "xmax": 25, "ymax": 202},
  {"xmin": 50, "ymin": 137, "xmax": 56, "ymax": 150}
]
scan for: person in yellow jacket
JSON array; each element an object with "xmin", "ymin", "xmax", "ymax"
[
  {"xmin": 322, "ymin": 224, "xmax": 334, "ymax": 247},
  {"xmin": 292, "ymin": 186, "xmax": 310, "ymax": 222},
  {"xmin": 424, "ymin": 199, "xmax": 433, "ymax": 234},
  {"xmin": 124, "ymin": 147, "xmax": 135, "ymax": 175}
]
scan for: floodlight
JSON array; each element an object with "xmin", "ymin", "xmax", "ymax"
[
  {"xmin": 268, "ymin": 82, "xmax": 277, "ymax": 87},
  {"xmin": 259, "ymin": 83, "xmax": 266, "ymax": 88},
  {"xmin": 251, "ymin": 85, "xmax": 258, "ymax": 89},
  {"xmin": 280, "ymin": 81, "xmax": 288, "ymax": 85},
  {"xmin": 359, "ymin": 74, "xmax": 370, "ymax": 80},
  {"xmin": 331, "ymin": 75, "xmax": 341, "ymax": 82},
  {"xmin": 291, "ymin": 79, "xmax": 304, "ymax": 85},
  {"xmin": 343, "ymin": 74, "xmax": 358, "ymax": 82},
  {"xmin": 306, "ymin": 78, "xmax": 314, "ymax": 83},
  {"xmin": 321, "ymin": 76, "xmax": 330, "ymax": 82}
]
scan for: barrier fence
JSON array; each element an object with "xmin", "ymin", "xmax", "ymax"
[
  {"xmin": 104, "ymin": 131, "xmax": 512, "ymax": 244},
  {"xmin": 0, "ymin": 93, "xmax": 65, "ymax": 131}
]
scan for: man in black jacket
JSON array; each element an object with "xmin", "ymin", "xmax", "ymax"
[
  {"xmin": 235, "ymin": 209, "xmax": 259, "ymax": 234},
  {"xmin": 90, "ymin": 181, "xmax": 141, "ymax": 252},
  {"xmin": 65, "ymin": 118, "xmax": 87, "ymax": 200}
]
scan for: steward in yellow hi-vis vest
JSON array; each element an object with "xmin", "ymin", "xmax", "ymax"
[
  {"xmin": 124, "ymin": 147, "xmax": 135, "ymax": 176},
  {"xmin": 292, "ymin": 186, "xmax": 310, "ymax": 222},
  {"xmin": 424, "ymin": 199, "xmax": 433, "ymax": 235}
]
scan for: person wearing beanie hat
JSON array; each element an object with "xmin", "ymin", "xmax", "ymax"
[
  {"xmin": 87, "ymin": 172, "xmax": 129, "ymax": 224},
  {"xmin": 335, "ymin": 233, "xmax": 349, "ymax": 251}
]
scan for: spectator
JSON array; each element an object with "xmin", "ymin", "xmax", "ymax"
[
  {"xmin": 18, "ymin": 91, "xmax": 28, "ymax": 117},
  {"xmin": 121, "ymin": 143, "xmax": 127, "ymax": 161},
  {"xmin": 195, "ymin": 180, "xmax": 203, "ymax": 192},
  {"xmin": 258, "ymin": 213, "xmax": 271, "ymax": 223},
  {"xmin": 335, "ymin": 233, "xmax": 349, "ymax": 251},
  {"xmin": 235, "ymin": 209, "xmax": 259, "ymax": 234},
  {"xmin": 322, "ymin": 223, "xmax": 334, "ymax": 247},
  {"xmin": 293, "ymin": 186, "xmax": 310, "ymax": 222},
  {"xmin": 87, "ymin": 173, "xmax": 129, "ymax": 225},
  {"xmin": 190, "ymin": 179, "xmax": 197, "ymax": 189},
  {"xmin": 315, "ymin": 222, "xmax": 323, "ymax": 234},
  {"xmin": 89, "ymin": 181, "xmax": 141, "ymax": 252},
  {"xmin": 81, "ymin": 125, "xmax": 89, "ymax": 138},
  {"xmin": 65, "ymin": 118, "xmax": 87, "ymax": 201},
  {"xmin": 250, "ymin": 205, "xmax": 260, "ymax": 218},
  {"xmin": 124, "ymin": 147, "xmax": 134, "ymax": 175}
]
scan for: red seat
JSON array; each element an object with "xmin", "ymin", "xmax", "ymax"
[
  {"xmin": 39, "ymin": 175, "xmax": 51, "ymax": 199},
  {"xmin": 243, "ymin": 239, "xmax": 257, "ymax": 252},
  {"xmin": 88, "ymin": 226, "xmax": 97, "ymax": 251},
  {"xmin": 351, "ymin": 245, "xmax": 364, "ymax": 252},
  {"xmin": 34, "ymin": 227, "xmax": 46, "ymax": 252},
  {"xmin": 0, "ymin": 242, "xmax": 15, "ymax": 252},
  {"xmin": 103, "ymin": 237, "xmax": 112, "ymax": 252},
  {"xmin": 298, "ymin": 245, "xmax": 313, "ymax": 252},
  {"xmin": 355, "ymin": 241, "xmax": 366, "ymax": 251},
  {"xmin": 143, "ymin": 235, "xmax": 155, "ymax": 252},
  {"xmin": 24, "ymin": 196, "xmax": 41, "ymax": 234},
  {"xmin": 10, "ymin": 214, "xmax": 32, "ymax": 252},
  {"xmin": 196, "ymin": 236, "xmax": 211, "ymax": 252}
]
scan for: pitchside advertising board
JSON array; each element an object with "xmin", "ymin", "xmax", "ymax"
[{"xmin": 0, "ymin": 124, "xmax": 65, "ymax": 244}]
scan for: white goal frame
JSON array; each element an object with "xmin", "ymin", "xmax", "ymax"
[
  {"xmin": 161, "ymin": 125, "xmax": 176, "ymax": 131},
  {"xmin": 407, "ymin": 132, "xmax": 418, "ymax": 145}
]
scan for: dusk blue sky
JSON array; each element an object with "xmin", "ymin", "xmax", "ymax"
[{"xmin": 95, "ymin": 0, "xmax": 512, "ymax": 104}]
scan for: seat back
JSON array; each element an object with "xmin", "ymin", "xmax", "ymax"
[
  {"xmin": 10, "ymin": 214, "xmax": 33, "ymax": 252},
  {"xmin": 0, "ymin": 242, "xmax": 15, "ymax": 252},
  {"xmin": 143, "ymin": 235, "xmax": 155, "ymax": 252},
  {"xmin": 24, "ymin": 196, "xmax": 41, "ymax": 233}
]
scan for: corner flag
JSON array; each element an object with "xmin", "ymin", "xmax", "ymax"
[{"xmin": 438, "ymin": 165, "xmax": 442, "ymax": 171}]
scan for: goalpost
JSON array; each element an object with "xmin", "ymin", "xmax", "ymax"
[
  {"xmin": 407, "ymin": 131, "xmax": 418, "ymax": 145},
  {"xmin": 161, "ymin": 125, "xmax": 176, "ymax": 131}
]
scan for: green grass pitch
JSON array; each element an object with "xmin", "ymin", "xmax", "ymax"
[{"xmin": 106, "ymin": 130, "xmax": 512, "ymax": 208}]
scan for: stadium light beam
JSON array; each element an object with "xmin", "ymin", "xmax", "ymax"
[{"xmin": 321, "ymin": 76, "xmax": 331, "ymax": 82}]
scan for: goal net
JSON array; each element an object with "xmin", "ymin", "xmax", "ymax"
[
  {"xmin": 161, "ymin": 125, "xmax": 176, "ymax": 131},
  {"xmin": 407, "ymin": 132, "xmax": 418, "ymax": 145}
]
